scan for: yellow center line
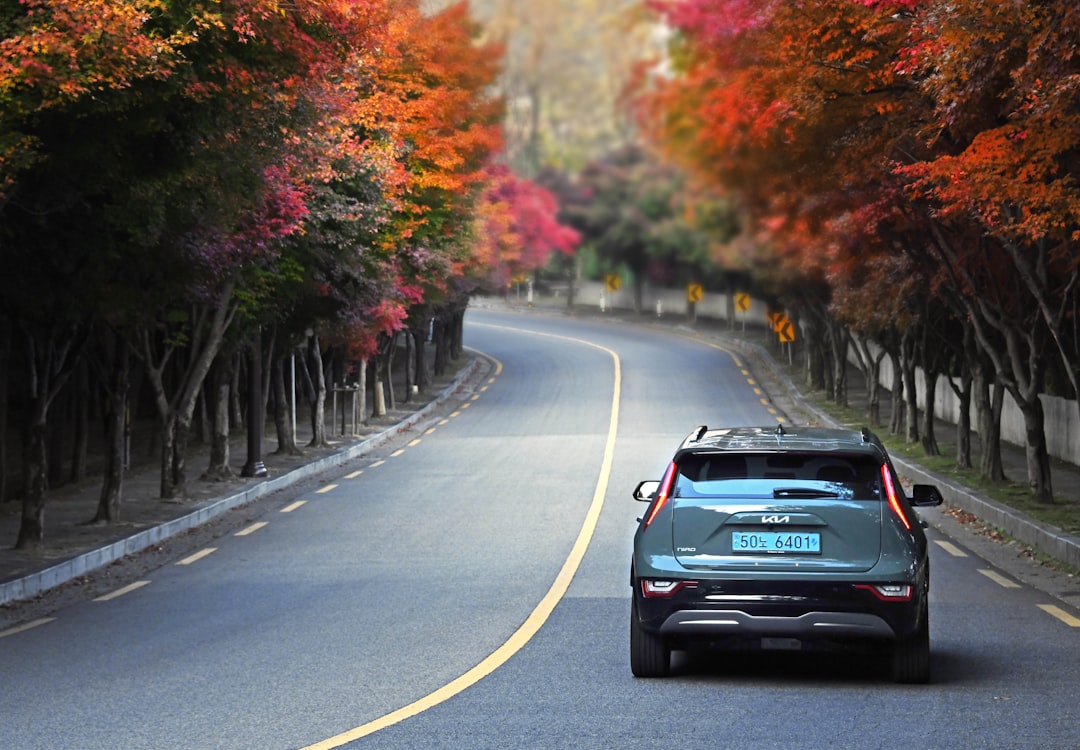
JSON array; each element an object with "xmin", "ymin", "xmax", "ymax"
[
  {"xmin": 94, "ymin": 580, "xmax": 152, "ymax": 601},
  {"xmin": 1038, "ymin": 604, "xmax": 1080, "ymax": 627},
  {"xmin": 408, "ymin": 439, "xmax": 421, "ymax": 447},
  {"xmin": 934, "ymin": 540, "xmax": 968, "ymax": 557},
  {"xmin": 315, "ymin": 485, "xmax": 336, "ymax": 495},
  {"xmin": 236, "ymin": 522, "xmax": 268, "ymax": 536},
  {"xmin": 390, "ymin": 449, "xmax": 405, "ymax": 457},
  {"xmin": 282, "ymin": 500, "xmax": 308, "ymax": 512},
  {"xmin": 345, "ymin": 470, "xmax": 363, "ymax": 479},
  {"xmin": 302, "ymin": 335, "xmax": 616, "ymax": 749},
  {"xmin": 0, "ymin": 618, "xmax": 56, "ymax": 639},
  {"xmin": 176, "ymin": 548, "xmax": 217, "ymax": 566},
  {"xmin": 369, "ymin": 460, "xmax": 386, "ymax": 469},
  {"xmin": 424, "ymin": 428, "xmax": 436, "ymax": 436},
  {"xmin": 978, "ymin": 569, "xmax": 1020, "ymax": 588}
]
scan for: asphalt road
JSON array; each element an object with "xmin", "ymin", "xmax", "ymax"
[{"xmin": 1, "ymin": 309, "xmax": 1078, "ymax": 749}]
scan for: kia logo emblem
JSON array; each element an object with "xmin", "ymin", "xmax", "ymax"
[{"xmin": 761, "ymin": 514, "xmax": 790, "ymax": 524}]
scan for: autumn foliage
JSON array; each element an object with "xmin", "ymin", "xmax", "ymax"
[
  {"xmin": 0, "ymin": 0, "xmax": 579, "ymax": 545},
  {"xmin": 637, "ymin": 0, "xmax": 1080, "ymax": 500}
]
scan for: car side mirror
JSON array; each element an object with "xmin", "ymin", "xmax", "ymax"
[
  {"xmin": 911, "ymin": 484, "xmax": 944, "ymax": 507},
  {"xmin": 634, "ymin": 480, "xmax": 660, "ymax": 502}
]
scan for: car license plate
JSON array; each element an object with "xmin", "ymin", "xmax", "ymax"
[{"xmin": 732, "ymin": 531, "xmax": 821, "ymax": 554}]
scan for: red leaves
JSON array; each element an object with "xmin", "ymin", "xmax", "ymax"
[{"xmin": 472, "ymin": 165, "xmax": 581, "ymax": 288}]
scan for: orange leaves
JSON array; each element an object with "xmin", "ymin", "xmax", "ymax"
[{"xmin": 0, "ymin": 0, "xmax": 194, "ymax": 109}]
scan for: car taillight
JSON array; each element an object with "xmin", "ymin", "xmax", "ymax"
[
  {"xmin": 855, "ymin": 583, "xmax": 913, "ymax": 602},
  {"xmin": 641, "ymin": 580, "xmax": 698, "ymax": 598},
  {"xmin": 643, "ymin": 461, "xmax": 677, "ymax": 527},
  {"xmin": 881, "ymin": 464, "xmax": 912, "ymax": 531}
]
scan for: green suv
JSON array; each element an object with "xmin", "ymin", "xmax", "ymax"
[{"xmin": 630, "ymin": 424, "xmax": 944, "ymax": 683}]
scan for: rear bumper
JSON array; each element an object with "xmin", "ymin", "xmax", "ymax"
[
  {"xmin": 632, "ymin": 576, "xmax": 927, "ymax": 643},
  {"xmin": 658, "ymin": 609, "xmax": 896, "ymax": 639}
]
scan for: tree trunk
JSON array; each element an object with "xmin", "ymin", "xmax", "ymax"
[
  {"xmin": 69, "ymin": 360, "xmax": 89, "ymax": 484},
  {"xmin": 953, "ymin": 372, "xmax": 973, "ymax": 471},
  {"xmin": 433, "ymin": 316, "xmax": 448, "ymax": 376},
  {"xmin": 0, "ymin": 317, "xmax": 8, "ymax": 503},
  {"xmin": 140, "ymin": 285, "xmax": 237, "ymax": 498},
  {"xmin": 1020, "ymin": 395, "xmax": 1054, "ymax": 503},
  {"xmin": 307, "ymin": 333, "xmax": 328, "ymax": 448},
  {"xmin": 203, "ymin": 355, "xmax": 234, "ymax": 480},
  {"xmin": 272, "ymin": 353, "xmax": 301, "ymax": 456},
  {"xmin": 977, "ymin": 376, "xmax": 1007, "ymax": 482},
  {"xmin": 901, "ymin": 332, "xmax": 920, "ymax": 444},
  {"xmin": 372, "ymin": 355, "xmax": 387, "ymax": 418},
  {"xmin": 920, "ymin": 369, "xmax": 940, "ymax": 456},
  {"xmin": 412, "ymin": 321, "xmax": 430, "ymax": 392},
  {"xmin": 93, "ymin": 339, "xmax": 129, "ymax": 523},
  {"xmin": 230, "ymin": 353, "xmax": 244, "ymax": 430},
  {"xmin": 385, "ymin": 332, "xmax": 397, "ymax": 410},
  {"xmin": 241, "ymin": 330, "xmax": 267, "ymax": 479},
  {"xmin": 888, "ymin": 349, "xmax": 904, "ymax": 436},
  {"xmin": 357, "ymin": 358, "xmax": 368, "ymax": 426},
  {"xmin": 15, "ymin": 327, "xmax": 82, "ymax": 548},
  {"xmin": 829, "ymin": 321, "xmax": 848, "ymax": 408},
  {"xmin": 803, "ymin": 315, "xmax": 826, "ymax": 391},
  {"xmin": 16, "ymin": 420, "xmax": 49, "ymax": 549},
  {"xmin": 452, "ymin": 308, "xmax": 465, "ymax": 359},
  {"xmin": 858, "ymin": 341, "xmax": 885, "ymax": 428}
]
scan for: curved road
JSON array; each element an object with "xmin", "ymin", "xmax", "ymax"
[{"xmin": 1, "ymin": 309, "xmax": 1077, "ymax": 749}]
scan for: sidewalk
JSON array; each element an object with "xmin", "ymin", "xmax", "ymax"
[
  {"xmin": 0, "ymin": 356, "xmax": 488, "ymax": 610},
  {"xmin": 2, "ymin": 301, "xmax": 1078, "ymax": 618}
]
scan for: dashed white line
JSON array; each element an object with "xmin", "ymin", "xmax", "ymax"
[
  {"xmin": 934, "ymin": 540, "xmax": 968, "ymax": 557},
  {"xmin": 236, "ymin": 522, "xmax": 269, "ymax": 536},
  {"xmin": 978, "ymin": 569, "xmax": 1020, "ymax": 588},
  {"xmin": 1038, "ymin": 604, "xmax": 1080, "ymax": 627},
  {"xmin": 94, "ymin": 580, "xmax": 152, "ymax": 601},
  {"xmin": 281, "ymin": 500, "xmax": 308, "ymax": 511},
  {"xmin": 177, "ymin": 548, "xmax": 217, "ymax": 566},
  {"xmin": 0, "ymin": 618, "xmax": 55, "ymax": 639}
]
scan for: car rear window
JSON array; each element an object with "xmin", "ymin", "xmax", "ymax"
[{"xmin": 674, "ymin": 453, "xmax": 882, "ymax": 499}]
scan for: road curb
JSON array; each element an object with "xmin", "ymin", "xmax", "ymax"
[{"xmin": 0, "ymin": 356, "xmax": 485, "ymax": 607}]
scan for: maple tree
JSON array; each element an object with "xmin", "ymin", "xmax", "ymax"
[
  {"xmin": 636, "ymin": 0, "xmax": 1079, "ymax": 500},
  {"xmin": 471, "ymin": 164, "xmax": 580, "ymax": 290},
  {"xmin": 0, "ymin": 0, "xmax": 522, "ymax": 546}
]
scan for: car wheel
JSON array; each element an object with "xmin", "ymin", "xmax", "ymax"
[
  {"xmin": 891, "ymin": 611, "xmax": 930, "ymax": 684},
  {"xmin": 630, "ymin": 597, "xmax": 670, "ymax": 677}
]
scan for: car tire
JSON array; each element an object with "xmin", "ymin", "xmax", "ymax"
[
  {"xmin": 891, "ymin": 611, "xmax": 930, "ymax": 684},
  {"xmin": 630, "ymin": 597, "xmax": 670, "ymax": 677}
]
